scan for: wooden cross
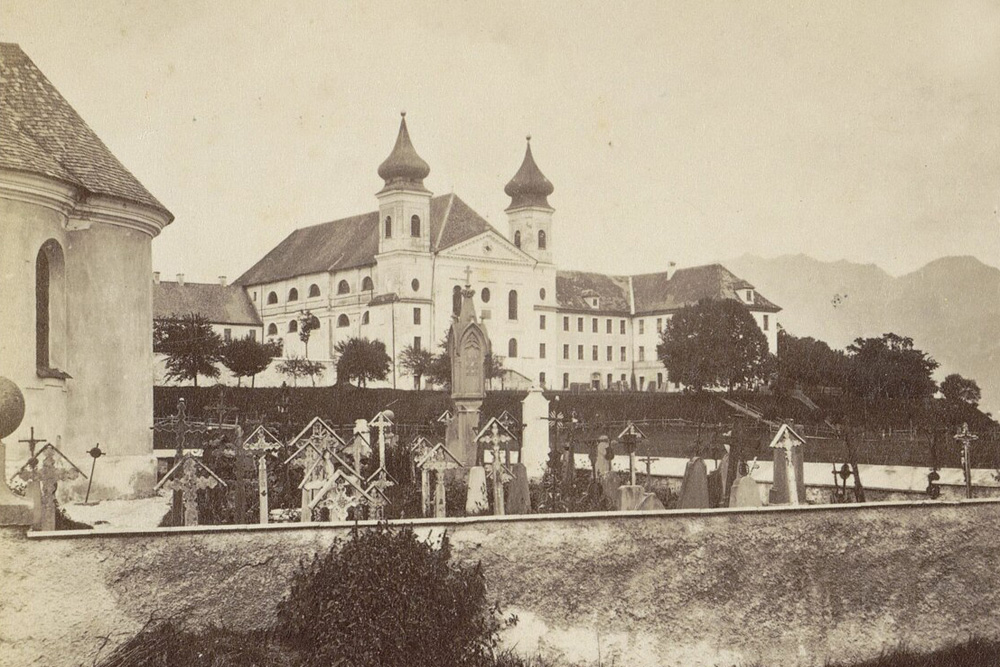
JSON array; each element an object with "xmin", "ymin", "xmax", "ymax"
[
  {"xmin": 310, "ymin": 470, "xmax": 373, "ymax": 522},
  {"xmin": 954, "ymin": 423, "xmax": 979, "ymax": 499},
  {"xmin": 417, "ymin": 443, "xmax": 462, "ymax": 518},
  {"xmin": 15, "ymin": 444, "xmax": 85, "ymax": 531},
  {"xmin": 17, "ymin": 427, "xmax": 46, "ymax": 458},
  {"xmin": 639, "ymin": 456, "xmax": 657, "ymax": 489},
  {"xmin": 154, "ymin": 456, "xmax": 225, "ymax": 526},
  {"xmin": 204, "ymin": 387, "xmax": 239, "ymax": 428},
  {"xmin": 618, "ymin": 422, "xmax": 646, "ymax": 486},
  {"xmin": 242, "ymin": 425, "xmax": 283, "ymax": 524}
]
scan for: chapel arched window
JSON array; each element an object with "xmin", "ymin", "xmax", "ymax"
[
  {"xmin": 508, "ymin": 290, "xmax": 518, "ymax": 321},
  {"xmin": 538, "ymin": 230, "xmax": 547, "ymax": 249},
  {"xmin": 338, "ymin": 280, "xmax": 350, "ymax": 295},
  {"xmin": 411, "ymin": 215, "xmax": 421, "ymax": 237}
]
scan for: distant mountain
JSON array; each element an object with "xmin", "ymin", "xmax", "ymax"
[{"xmin": 723, "ymin": 254, "xmax": 1000, "ymax": 417}]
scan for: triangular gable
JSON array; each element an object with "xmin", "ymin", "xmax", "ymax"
[
  {"xmin": 768, "ymin": 423, "xmax": 806, "ymax": 450},
  {"xmin": 475, "ymin": 417, "xmax": 518, "ymax": 448},
  {"xmin": 416, "ymin": 442, "xmax": 463, "ymax": 469},
  {"xmin": 17, "ymin": 443, "xmax": 88, "ymax": 478},
  {"xmin": 309, "ymin": 469, "xmax": 374, "ymax": 510},
  {"xmin": 438, "ymin": 230, "xmax": 536, "ymax": 265},
  {"xmin": 154, "ymin": 454, "xmax": 226, "ymax": 490},
  {"xmin": 243, "ymin": 425, "xmax": 283, "ymax": 453}
]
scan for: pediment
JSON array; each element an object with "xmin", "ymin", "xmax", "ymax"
[{"xmin": 439, "ymin": 231, "xmax": 534, "ymax": 264}]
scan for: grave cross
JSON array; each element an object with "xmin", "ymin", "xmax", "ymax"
[
  {"xmin": 638, "ymin": 456, "xmax": 657, "ymax": 489},
  {"xmin": 954, "ymin": 423, "xmax": 979, "ymax": 499},
  {"xmin": 367, "ymin": 411, "xmax": 395, "ymax": 518},
  {"xmin": 155, "ymin": 457, "xmax": 225, "ymax": 526},
  {"xmin": 479, "ymin": 422, "xmax": 514, "ymax": 515},
  {"xmin": 16, "ymin": 426, "xmax": 47, "ymax": 521},
  {"xmin": 17, "ymin": 427, "xmax": 46, "ymax": 458},
  {"xmin": 416, "ymin": 443, "xmax": 462, "ymax": 518},
  {"xmin": 618, "ymin": 422, "xmax": 646, "ymax": 487},
  {"xmin": 15, "ymin": 443, "xmax": 85, "ymax": 531},
  {"xmin": 242, "ymin": 425, "xmax": 283, "ymax": 523}
]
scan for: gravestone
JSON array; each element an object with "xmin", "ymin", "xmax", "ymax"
[
  {"xmin": 0, "ymin": 377, "xmax": 32, "ymax": 526},
  {"xmin": 446, "ymin": 270, "xmax": 490, "ymax": 467},
  {"xmin": 591, "ymin": 435, "xmax": 611, "ymax": 478},
  {"xmin": 677, "ymin": 457, "xmax": 710, "ymax": 509},
  {"xmin": 506, "ymin": 463, "xmax": 531, "ymax": 514},
  {"xmin": 729, "ymin": 474, "xmax": 762, "ymax": 508},
  {"xmin": 602, "ymin": 472, "xmax": 621, "ymax": 508},
  {"xmin": 637, "ymin": 493, "xmax": 665, "ymax": 511},
  {"xmin": 465, "ymin": 466, "xmax": 489, "ymax": 515},
  {"xmin": 768, "ymin": 424, "xmax": 807, "ymax": 505},
  {"xmin": 707, "ymin": 468, "xmax": 722, "ymax": 508},
  {"xmin": 617, "ymin": 484, "xmax": 646, "ymax": 511},
  {"xmin": 520, "ymin": 387, "xmax": 550, "ymax": 481}
]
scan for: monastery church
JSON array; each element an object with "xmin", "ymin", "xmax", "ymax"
[{"xmin": 223, "ymin": 114, "xmax": 781, "ymax": 391}]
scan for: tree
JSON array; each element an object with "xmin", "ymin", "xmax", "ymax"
[
  {"xmin": 298, "ymin": 310, "xmax": 321, "ymax": 358},
  {"xmin": 276, "ymin": 356, "xmax": 325, "ymax": 387},
  {"xmin": 484, "ymin": 352, "xmax": 505, "ymax": 390},
  {"xmin": 776, "ymin": 330, "xmax": 851, "ymax": 392},
  {"xmin": 219, "ymin": 335, "xmax": 283, "ymax": 387},
  {"xmin": 334, "ymin": 337, "xmax": 391, "ymax": 387},
  {"xmin": 153, "ymin": 313, "xmax": 222, "ymax": 387},
  {"xmin": 845, "ymin": 333, "xmax": 939, "ymax": 400},
  {"xmin": 399, "ymin": 344, "xmax": 434, "ymax": 389},
  {"xmin": 656, "ymin": 298, "xmax": 771, "ymax": 392},
  {"xmin": 941, "ymin": 373, "xmax": 981, "ymax": 406},
  {"xmin": 425, "ymin": 337, "xmax": 504, "ymax": 390}
]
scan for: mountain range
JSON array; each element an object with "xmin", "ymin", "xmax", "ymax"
[{"xmin": 722, "ymin": 254, "xmax": 1000, "ymax": 417}]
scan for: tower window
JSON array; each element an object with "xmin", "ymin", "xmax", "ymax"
[
  {"xmin": 413, "ymin": 307, "xmax": 421, "ymax": 325},
  {"xmin": 337, "ymin": 280, "xmax": 350, "ymax": 295},
  {"xmin": 362, "ymin": 276, "xmax": 374, "ymax": 291},
  {"xmin": 539, "ymin": 314, "xmax": 546, "ymax": 330},
  {"xmin": 384, "ymin": 216, "xmax": 392, "ymax": 238},
  {"xmin": 337, "ymin": 314, "xmax": 350, "ymax": 328},
  {"xmin": 538, "ymin": 229, "xmax": 547, "ymax": 249},
  {"xmin": 508, "ymin": 290, "xmax": 518, "ymax": 320},
  {"xmin": 411, "ymin": 215, "xmax": 421, "ymax": 237},
  {"xmin": 309, "ymin": 284, "xmax": 321, "ymax": 298},
  {"xmin": 481, "ymin": 287, "xmax": 491, "ymax": 303},
  {"xmin": 514, "ymin": 230, "xmax": 521, "ymax": 248},
  {"xmin": 508, "ymin": 338, "xmax": 518, "ymax": 358},
  {"xmin": 288, "ymin": 288, "xmax": 299, "ymax": 302}
]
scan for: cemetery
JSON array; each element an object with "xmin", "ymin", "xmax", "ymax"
[{"xmin": 3, "ymin": 282, "xmax": 1000, "ymax": 666}]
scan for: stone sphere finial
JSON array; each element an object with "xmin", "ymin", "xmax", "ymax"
[{"xmin": 0, "ymin": 377, "xmax": 26, "ymax": 439}]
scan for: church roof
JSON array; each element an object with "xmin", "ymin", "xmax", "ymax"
[
  {"xmin": 154, "ymin": 281, "xmax": 261, "ymax": 326},
  {"xmin": 504, "ymin": 138, "xmax": 554, "ymax": 210},
  {"xmin": 556, "ymin": 264, "xmax": 781, "ymax": 315},
  {"xmin": 377, "ymin": 113, "xmax": 430, "ymax": 193},
  {"xmin": 631, "ymin": 264, "xmax": 781, "ymax": 314},
  {"xmin": 235, "ymin": 193, "xmax": 494, "ymax": 286},
  {"xmin": 0, "ymin": 43, "xmax": 171, "ymax": 217}
]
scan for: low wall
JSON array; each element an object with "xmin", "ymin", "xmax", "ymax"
[{"xmin": 2, "ymin": 500, "xmax": 999, "ymax": 667}]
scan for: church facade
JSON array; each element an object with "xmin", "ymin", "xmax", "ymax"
[
  {"xmin": 1, "ymin": 44, "xmax": 173, "ymax": 499},
  {"xmin": 236, "ymin": 115, "xmax": 781, "ymax": 391}
]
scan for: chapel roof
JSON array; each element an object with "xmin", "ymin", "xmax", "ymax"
[
  {"xmin": 235, "ymin": 193, "xmax": 495, "ymax": 286},
  {"xmin": 377, "ymin": 113, "xmax": 430, "ymax": 193},
  {"xmin": 504, "ymin": 137, "xmax": 554, "ymax": 210},
  {"xmin": 0, "ymin": 43, "xmax": 172, "ymax": 218},
  {"xmin": 153, "ymin": 281, "xmax": 261, "ymax": 326}
]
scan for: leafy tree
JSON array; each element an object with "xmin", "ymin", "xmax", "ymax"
[
  {"xmin": 485, "ymin": 352, "xmax": 505, "ymax": 390},
  {"xmin": 776, "ymin": 330, "xmax": 851, "ymax": 392},
  {"xmin": 219, "ymin": 335, "xmax": 283, "ymax": 387},
  {"xmin": 656, "ymin": 298, "xmax": 771, "ymax": 391},
  {"xmin": 276, "ymin": 355, "xmax": 325, "ymax": 387},
  {"xmin": 298, "ymin": 310, "xmax": 321, "ymax": 358},
  {"xmin": 845, "ymin": 333, "xmax": 939, "ymax": 400},
  {"xmin": 399, "ymin": 344, "xmax": 435, "ymax": 389},
  {"xmin": 940, "ymin": 373, "xmax": 981, "ymax": 406},
  {"xmin": 334, "ymin": 337, "xmax": 391, "ymax": 387},
  {"xmin": 153, "ymin": 313, "xmax": 221, "ymax": 387},
  {"xmin": 425, "ymin": 337, "xmax": 504, "ymax": 390}
]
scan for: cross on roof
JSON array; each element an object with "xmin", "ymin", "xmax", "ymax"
[{"xmin": 463, "ymin": 265, "xmax": 473, "ymax": 286}]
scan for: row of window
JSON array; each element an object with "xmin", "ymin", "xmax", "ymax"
[
  {"xmin": 544, "ymin": 373, "xmax": 669, "ymax": 391},
  {"xmin": 265, "ymin": 277, "xmax": 377, "ymax": 305},
  {"xmin": 267, "ymin": 307, "xmax": 425, "ymax": 337},
  {"xmin": 513, "ymin": 229, "xmax": 546, "ymax": 250},
  {"xmin": 562, "ymin": 316, "xmax": 628, "ymax": 335},
  {"xmin": 384, "ymin": 215, "xmax": 422, "ymax": 239}
]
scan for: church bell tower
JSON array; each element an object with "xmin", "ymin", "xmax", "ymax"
[
  {"xmin": 376, "ymin": 113, "xmax": 432, "ymax": 257},
  {"xmin": 504, "ymin": 136, "xmax": 554, "ymax": 264}
]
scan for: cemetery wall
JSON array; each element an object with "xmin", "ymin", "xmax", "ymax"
[{"xmin": 3, "ymin": 500, "xmax": 1000, "ymax": 667}]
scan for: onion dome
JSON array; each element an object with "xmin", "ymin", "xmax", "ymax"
[
  {"xmin": 377, "ymin": 112, "xmax": 430, "ymax": 192},
  {"xmin": 504, "ymin": 136, "xmax": 554, "ymax": 210}
]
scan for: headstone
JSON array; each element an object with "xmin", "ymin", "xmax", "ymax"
[
  {"xmin": 506, "ymin": 463, "xmax": 531, "ymax": 514},
  {"xmin": 768, "ymin": 424, "xmax": 807, "ymax": 505},
  {"xmin": 465, "ymin": 465, "xmax": 489, "ymax": 515},
  {"xmin": 591, "ymin": 435, "xmax": 611, "ymax": 478},
  {"xmin": 729, "ymin": 474, "xmax": 762, "ymax": 508},
  {"xmin": 677, "ymin": 457, "xmax": 710, "ymax": 509},
  {"xmin": 601, "ymin": 472, "xmax": 621, "ymax": 508},
  {"xmin": 707, "ymin": 468, "xmax": 722, "ymax": 508},
  {"xmin": 447, "ymin": 273, "xmax": 489, "ymax": 466},
  {"xmin": 520, "ymin": 387, "xmax": 550, "ymax": 481},
  {"xmin": 617, "ymin": 485, "xmax": 646, "ymax": 511},
  {"xmin": 718, "ymin": 451, "xmax": 730, "ymax": 498},
  {"xmin": 637, "ymin": 493, "xmax": 665, "ymax": 511},
  {"xmin": 0, "ymin": 377, "xmax": 32, "ymax": 526}
]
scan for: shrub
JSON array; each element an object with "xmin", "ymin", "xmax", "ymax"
[{"xmin": 276, "ymin": 525, "xmax": 513, "ymax": 667}]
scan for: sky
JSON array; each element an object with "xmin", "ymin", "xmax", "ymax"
[{"xmin": 2, "ymin": 1, "xmax": 998, "ymax": 282}]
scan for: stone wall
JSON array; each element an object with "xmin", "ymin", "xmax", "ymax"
[{"xmin": 2, "ymin": 500, "xmax": 999, "ymax": 667}]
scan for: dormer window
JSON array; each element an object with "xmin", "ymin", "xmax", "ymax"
[{"xmin": 745, "ymin": 289, "xmax": 753, "ymax": 303}]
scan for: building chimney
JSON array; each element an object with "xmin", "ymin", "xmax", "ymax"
[
  {"xmin": 666, "ymin": 261, "xmax": 677, "ymax": 281},
  {"xmin": 152, "ymin": 271, "xmax": 160, "ymax": 284},
  {"xmin": 176, "ymin": 273, "xmax": 185, "ymax": 286},
  {"xmin": 219, "ymin": 275, "xmax": 227, "ymax": 286}
]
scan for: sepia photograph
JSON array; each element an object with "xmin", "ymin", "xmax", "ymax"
[{"xmin": 1, "ymin": 1, "xmax": 998, "ymax": 665}]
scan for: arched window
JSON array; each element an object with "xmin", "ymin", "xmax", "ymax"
[
  {"xmin": 361, "ymin": 311, "xmax": 370, "ymax": 325},
  {"xmin": 410, "ymin": 215, "xmax": 421, "ymax": 237},
  {"xmin": 384, "ymin": 216, "xmax": 392, "ymax": 238},
  {"xmin": 337, "ymin": 280, "xmax": 350, "ymax": 295},
  {"xmin": 481, "ymin": 287, "xmax": 491, "ymax": 303},
  {"xmin": 508, "ymin": 290, "xmax": 518, "ymax": 320},
  {"xmin": 362, "ymin": 276, "xmax": 374, "ymax": 291},
  {"xmin": 452, "ymin": 285, "xmax": 462, "ymax": 316},
  {"xmin": 35, "ymin": 239, "xmax": 65, "ymax": 371},
  {"xmin": 267, "ymin": 323, "xmax": 278, "ymax": 336},
  {"xmin": 288, "ymin": 320, "xmax": 298, "ymax": 333},
  {"xmin": 288, "ymin": 288, "xmax": 299, "ymax": 302},
  {"xmin": 337, "ymin": 314, "xmax": 350, "ymax": 328},
  {"xmin": 267, "ymin": 291, "xmax": 278, "ymax": 305},
  {"xmin": 514, "ymin": 230, "xmax": 521, "ymax": 248},
  {"xmin": 538, "ymin": 229, "xmax": 547, "ymax": 249},
  {"xmin": 308, "ymin": 284, "xmax": 321, "ymax": 298},
  {"xmin": 508, "ymin": 338, "xmax": 518, "ymax": 358}
]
